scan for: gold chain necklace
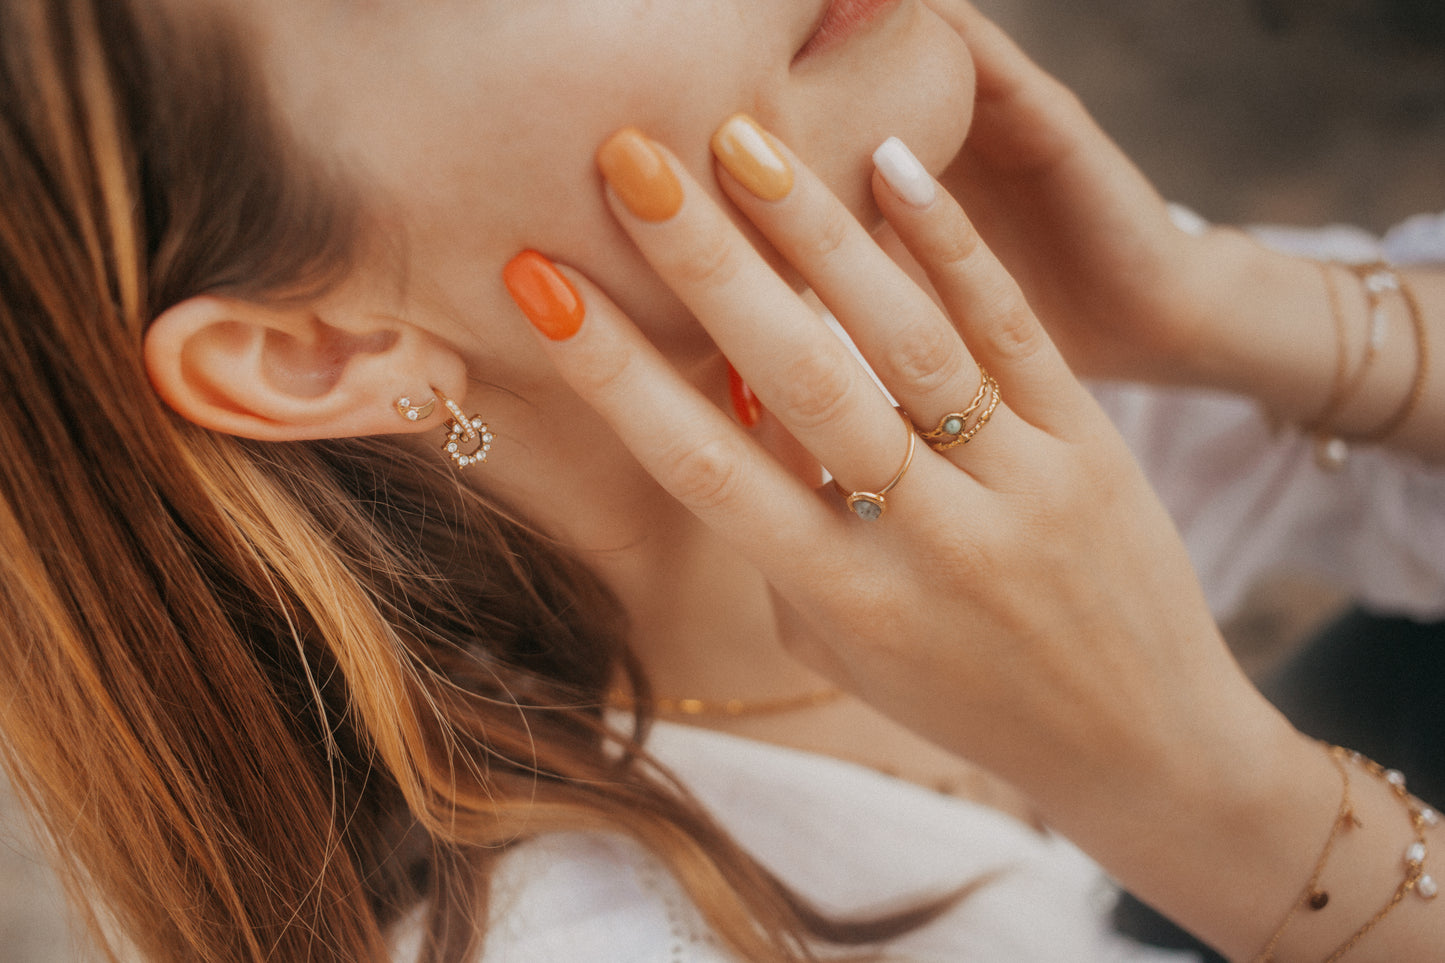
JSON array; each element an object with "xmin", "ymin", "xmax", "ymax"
[{"xmin": 612, "ymin": 687, "xmax": 844, "ymax": 719}]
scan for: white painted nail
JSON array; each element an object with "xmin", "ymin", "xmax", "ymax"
[{"xmin": 873, "ymin": 136, "xmax": 936, "ymax": 208}]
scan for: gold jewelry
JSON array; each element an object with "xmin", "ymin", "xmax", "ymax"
[
  {"xmin": 1356, "ymin": 272, "xmax": 1428, "ymax": 444},
  {"xmin": 1253, "ymin": 744, "xmax": 1440, "ymax": 963},
  {"xmin": 1307, "ymin": 262, "xmax": 1387, "ymax": 470},
  {"xmin": 1306, "ymin": 263, "xmax": 1429, "ymax": 469},
  {"xmin": 434, "ymin": 388, "xmax": 492, "ymax": 469},
  {"xmin": 1320, "ymin": 749, "xmax": 1440, "ymax": 962},
  {"xmin": 1305, "ymin": 262, "xmax": 1353, "ymax": 469},
  {"xmin": 917, "ymin": 367, "xmax": 1001, "ymax": 453},
  {"xmin": 393, "ymin": 394, "xmax": 437, "ymax": 422},
  {"xmin": 835, "ymin": 407, "xmax": 917, "ymax": 521},
  {"xmin": 612, "ymin": 687, "xmax": 844, "ymax": 719},
  {"xmin": 1253, "ymin": 746, "xmax": 1359, "ymax": 962}
]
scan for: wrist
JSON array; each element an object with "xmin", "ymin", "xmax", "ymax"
[
  {"xmin": 1172, "ymin": 228, "xmax": 1339, "ymax": 414},
  {"xmin": 1036, "ymin": 683, "xmax": 1342, "ymax": 958}
]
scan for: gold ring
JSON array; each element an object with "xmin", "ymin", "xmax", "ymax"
[
  {"xmin": 916, "ymin": 367, "xmax": 1001, "ymax": 452},
  {"xmin": 835, "ymin": 408, "xmax": 916, "ymax": 521}
]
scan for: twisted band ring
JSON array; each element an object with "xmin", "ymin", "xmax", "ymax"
[{"xmin": 916, "ymin": 366, "xmax": 1001, "ymax": 452}]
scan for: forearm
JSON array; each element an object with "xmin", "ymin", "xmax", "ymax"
[{"xmin": 1175, "ymin": 227, "xmax": 1445, "ymax": 464}]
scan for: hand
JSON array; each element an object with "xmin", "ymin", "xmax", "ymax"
[
  {"xmin": 504, "ymin": 118, "xmax": 1294, "ymax": 830},
  {"xmin": 922, "ymin": 2, "xmax": 1234, "ymax": 383}
]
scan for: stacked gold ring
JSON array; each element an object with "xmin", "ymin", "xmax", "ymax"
[{"xmin": 916, "ymin": 366, "xmax": 1000, "ymax": 452}]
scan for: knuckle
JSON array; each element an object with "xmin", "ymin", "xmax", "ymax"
[
  {"xmin": 769, "ymin": 349, "xmax": 857, "ymax": 429},
  {"xmin": 566, "ymin": 334, "xmax": 636, "ymax": 400},
  {"xmin": 801, "ymin": 206, "xmax": 852, "ymax": 262},
  {"xmin": 883, "ymin": 323, "xmax": 966, "ymax": 393},
  {"xmin": 663, "ymin": 230, "xmax": 742, "ymax": 289},
  {"xmin": 663, "ymin": 436, "xmax": 751, "ymax": 512},
  {"xmin": 964, "ymin": 270, "xmax": 1048, "ymax": 364},
  {"xmin": 929, "ymin": 218, "xmax": 986, "ymax": 271},
  {"xmin": 981, "ymin": 291, "xmax": 1049, "ymax": 364}
]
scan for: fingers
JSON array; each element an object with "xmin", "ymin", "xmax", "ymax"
[
  {"xmin": 868, "ymin": 139, "xmax": 1093, "ymax": 437},
  {"xmin": 510, "ymin": 116, "xmax": 1097, "ymax": 541},
  {"xmin": 705, "ymin": 117, "xmax": 1084, "ymax": 447},
  {"xmin": 709, "ymin": 117, "xmax": 1026, "ymax": 479},
  {"xmin": 598, "ymin": 120, "xmax": 1034, "ymax": 493},
  {"xmin": 502, "ymin": 251, "xmax": 838, "ymax": 570},
  {"xmin": 593, "ymin": 126, "xmax": 916, "ymax": 497}
]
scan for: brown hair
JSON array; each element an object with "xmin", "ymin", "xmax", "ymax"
[{"xmin": 0, "ymin": 2, "xmax": 956, "ymax": 961}]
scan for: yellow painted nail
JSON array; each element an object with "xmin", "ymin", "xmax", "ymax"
[{"xmin": 711, "ymin": 114, "xmax": 794, "ymax": 202}]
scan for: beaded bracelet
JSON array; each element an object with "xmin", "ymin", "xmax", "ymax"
[
  {"xmin": 1253, "ymin": 744, "xmax": 1440, "ymax": 963},
  {"xmin": 1323, "ymin": 749, "xmax": 1440, "ymax": 961}
]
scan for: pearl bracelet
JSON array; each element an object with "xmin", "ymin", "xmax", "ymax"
[{"xmin": 1254, "ymin": 744, "xmax": 1440, "ymax": 963}]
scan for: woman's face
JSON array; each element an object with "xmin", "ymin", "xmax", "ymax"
[{"xmin": 228, "ymin": 0, "xmax": 976, "ymax": 384}]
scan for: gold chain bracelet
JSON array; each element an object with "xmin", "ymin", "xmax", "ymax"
[
  {"xmin": 1254, "ymin": 743, "xmax": 1440, "ymax": 962},
  {"xmin": 1307, "ymin": 262, "xmax": 1431, "ymax": 470}
]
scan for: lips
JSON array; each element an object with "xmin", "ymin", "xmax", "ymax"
[{"xmin": 795, "ymin": 0, "xmax": 903, "ymax": 61}]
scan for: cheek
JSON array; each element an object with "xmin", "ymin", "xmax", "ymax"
[{"xmin": 371, "ymin": 95, "xmax": 748, "ymax": 373}]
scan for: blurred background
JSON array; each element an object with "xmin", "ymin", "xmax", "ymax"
[
  {"xmin": 978, "ymin": 0, "xmax": 1444, "ymax": 682},
  {"xmin": 986, "ymin": 0, "xmax": 1445, "ymax": 231},
  {"xmin": 3, "ymin": 1, "xmax": 1442, "ymax": 959}
]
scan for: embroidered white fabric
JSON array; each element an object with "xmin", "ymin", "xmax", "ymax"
[{"xmin": 390, "ymin": 212, "xmax": 1445, "ymax": 961}]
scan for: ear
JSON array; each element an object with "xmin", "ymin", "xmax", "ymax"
[{"xmin": 143, "ymin": 295, "xmax": 469, "ymax": 441}]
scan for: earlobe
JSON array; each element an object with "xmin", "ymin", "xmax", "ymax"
[{"xmin": 143, "ymin": 294, "xmax": 468, "ymax": 441}]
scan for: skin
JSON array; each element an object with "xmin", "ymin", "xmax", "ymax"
[
  {"xmin": 142, "ymin": 0, "xmax": 1445, "ymax": 958},
  {"xmin": 147, "ymin": 0, "xmax": 986, "ymax": 742}
]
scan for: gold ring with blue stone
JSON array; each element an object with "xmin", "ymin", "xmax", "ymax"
[{"xmin": 917, "ymin": 366, "xmax": 1000, "ymax": 453}]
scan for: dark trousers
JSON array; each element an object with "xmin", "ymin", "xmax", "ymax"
[{"xmin": 1113, "ymin": 608, "xmax": 1445, "ymax": 959}]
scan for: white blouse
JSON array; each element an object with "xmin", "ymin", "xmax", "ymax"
[
  {"xmin": 399, "ymin": 722, "xmax": 1192, "ymax": 963},
  {"xmin": 391, "ymin": 213, "xmax": 1445, "ymax": 962}
]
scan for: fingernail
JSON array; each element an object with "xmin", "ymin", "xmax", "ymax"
[
  {"xmin": 711, "ymin": 114, "xmax": 794, "ymax": 202},
  {"xmin": 596, "ymin": 127, "xmax": 685, "ymax": 222},
  {"xmin": 504, "ymin": 251, "xmax": 585, "ymax": 341},
  {"xmin": 873, "ymin": 137, "xmax": 936, "ymax": 208},
  {"xmin": 727, "ymin": 363, "xmax": 763, "ymax": 429}
]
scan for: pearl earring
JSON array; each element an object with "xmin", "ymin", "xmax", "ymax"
[
  {"xmin": 394, "ymin": 389, "xmax": 492, "ymax": 468},
  {"xmin": 393, "ymin": 395, "xmax": 436, "ymax": 422},
  {"xmin": 434, "ymin": 389, "xmax": 492, "ymax": 469}
]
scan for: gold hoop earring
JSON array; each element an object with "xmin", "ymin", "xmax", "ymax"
[{"xmin": 434, "ymin": 388, "xmax": 492, "ymax": 469}]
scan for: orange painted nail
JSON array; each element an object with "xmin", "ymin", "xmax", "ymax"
[
  {"xmin": 728, "ymin": 363, "xmax": 763, "ymax": 429},
  {"xmin": 711, "ymin": 114, "xmax": 794, "ymax": 202},
  {"xmin": 596, "ymin": 127, "xmax": 684, "ymax": 222},
  {"xmin": 504, "ymin": 251, "xmax": 585, "ymax": 341}
]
